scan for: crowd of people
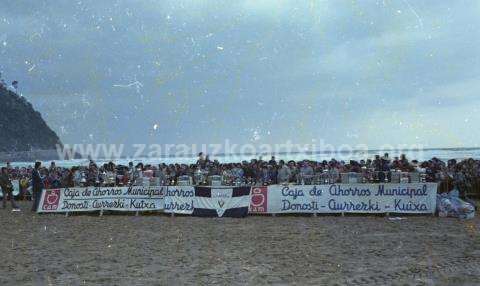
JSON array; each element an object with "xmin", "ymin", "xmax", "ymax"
[
  {"xmin": 1, "ymin": 153, "xmax": 480, "ymax": 210},
  {"xmin": 2, "ymin": 74, "xmax": 478, "ymax": 213}
]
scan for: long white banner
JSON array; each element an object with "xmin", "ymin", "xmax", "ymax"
[
  {"xmin": 38, "ymin": 186, "xmax": 166, "ymax": 213},
  {"xmin": 164, "ymin": 186, "xmax": 195, "ymax": 214},
  {"xmin": 250, "ymin": 183, "xmax": 437, "ymax": 214},
  {"xmin": 37, "ymin": 183, "xmax": 438, "ymax": 214}
]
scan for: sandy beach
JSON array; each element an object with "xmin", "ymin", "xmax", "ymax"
[{"xmin": 1, "ymin": 201, "xmax": 479, "ymax": 285}]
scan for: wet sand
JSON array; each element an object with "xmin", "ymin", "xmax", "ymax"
[{"xmin": 1, "ymin": 202, "xmax": 480, "ymax": 286}]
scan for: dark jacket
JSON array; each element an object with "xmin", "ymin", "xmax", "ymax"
[
  {"xmin": 32, "ymin": 169, "xmax": 44, "ymax": 191},
  {"xmin": 0, "ymin": 173, "xmax": 13, "ymax": 193}
]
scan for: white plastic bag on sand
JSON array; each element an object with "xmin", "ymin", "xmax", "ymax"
[
  {"xmin": 437, "ymin": 189, "xmax": 475, "ymax": 219},
  {"xmin": 450, "ymin": 197, "xmax": 475, "ymax": 219},
  {"xmin": 437, "ymin": 197, "xmax": 452, "ymax": 217}
]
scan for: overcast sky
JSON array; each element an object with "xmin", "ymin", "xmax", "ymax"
[{"xmin": 1, "ymin": 0, "xmax": 479, "ymax": 153}]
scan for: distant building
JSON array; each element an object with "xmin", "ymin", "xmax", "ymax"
[
  {"xmin": 8, "ymin": 80, "xmax": 19, "ymax": 95},
  {"xmin": 0, "ymin": 72, "xmax": 6, "ymax": 88}
]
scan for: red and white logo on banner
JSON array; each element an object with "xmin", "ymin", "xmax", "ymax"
[
  {"xmin": 42, "ymin": 189, "xmax": 61, "ymax": 211},
  {"xmin": 250, "ymin": 186, "xmax": 267, "ymax": 213}
]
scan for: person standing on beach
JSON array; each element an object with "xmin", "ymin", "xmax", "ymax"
[
  {"xmin": 0, "ymin": 167, "xmax": 20, "ymax": 211},
  {"xmin": 31, "ymin": 162, "xmax": 44, "ymax": 212},
  {"xmin": 277, "ymin": 160, "xmax": 292, "ymax": 184}
]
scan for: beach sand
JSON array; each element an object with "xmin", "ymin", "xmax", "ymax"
[{"xmin": 1, "ymin": 202, "xmax": 480, "ymax": 285}]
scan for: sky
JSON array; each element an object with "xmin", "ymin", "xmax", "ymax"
[{"xmin": 1, "ymin": 0, "xmax": 479, "ymax": 154}]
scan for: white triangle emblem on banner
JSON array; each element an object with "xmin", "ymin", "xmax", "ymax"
[{"xmin": 211, "ymin": 188, "xmax": 232, "ymax": 217}]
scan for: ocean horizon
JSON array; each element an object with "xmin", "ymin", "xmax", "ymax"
[{"xmin": 7, "ymin": 147, "xmax": 480, "ymax": 167}]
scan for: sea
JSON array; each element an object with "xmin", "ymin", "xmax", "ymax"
[{"xmin": 8, "ymin": 148, "xmax": 480, "ymax": 168}]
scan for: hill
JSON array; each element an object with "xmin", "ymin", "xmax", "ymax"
[{"xmin": 0, "ymin": 85, "xmax": 62, "ymax": 161}]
